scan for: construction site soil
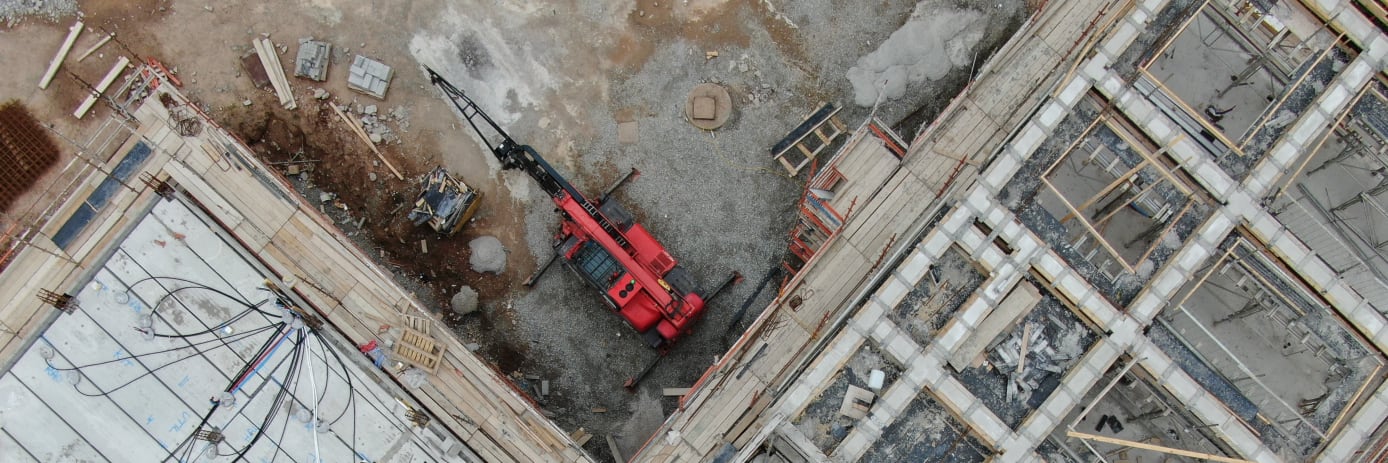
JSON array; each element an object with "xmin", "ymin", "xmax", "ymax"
[{"xmin": 1, "ymin": 0, "xmax": 1032, "ymax": 459}]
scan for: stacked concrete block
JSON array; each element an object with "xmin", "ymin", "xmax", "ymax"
[
  {"xmin": 347, "ymin": 55, "xmax": 393, "ymax": 99},
  {"xmin": 294, "ymin": 39, "xmax": 332, "ymax": 82}
]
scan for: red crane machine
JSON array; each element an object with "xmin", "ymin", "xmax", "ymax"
[{"xmin": 426, "ymin": 69, "xmax": 737, "ymax": 365}]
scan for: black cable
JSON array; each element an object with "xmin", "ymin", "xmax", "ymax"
[
  {"xmin": 233, "ymin": 328, "xmax": 305, "ymax": 462},
  {"xmin": 45, "ymin": 323, "xmax": 278, "ymax": 372},
  {"xmin": 315, "ymin": 331, "xmax": 359, "ymax": 462},
  {"xmin": 268, "ymin": 330, "xmax": 307, "ymax": 463},
  {"xmin": 51, "ymin": 323, "xmax": 284, "ymax": 398}
]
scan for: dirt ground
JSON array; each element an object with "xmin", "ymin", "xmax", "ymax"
[{"xmin": 1, "ymin": 0, "xmax": 1030, "ymax": 459}]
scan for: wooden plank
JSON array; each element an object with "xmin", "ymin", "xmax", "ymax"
[
  {"xmin": 1065, "ymin": 431, "xmax": 1251, "ymax": 463},
  {"xmin": 662, "ymin": 388, "xmax": 691, "ymax": 396},
  {"xmin": 329, "ymin": 103, "xmax": 404, "ymax": 179}
]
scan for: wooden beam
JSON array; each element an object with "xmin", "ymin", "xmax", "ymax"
[
  {"xmin": 74, "ymin": 56, "xmax": 130, "ymax": 119},
  {"xmin": 329, "ymin": 102, "xmax": 405, "ymax": 180},
  {"xmin": 1059, "ymin": 157, "xmax": 1149, "ymax": 223},
  {"xmin": 606, "ymin": 434, "xmax": 625, "ymax": 463},
  {"xmin": 1065, "ymin": 430, "xmax": 1253, "ymax": 463},
  {"xmin": 662, "ymin": 388, "xmax": 691, "ymax": 397},
  {"xmin": 39, "ymin": 21, "xmax": 83, "ymax": 89}
]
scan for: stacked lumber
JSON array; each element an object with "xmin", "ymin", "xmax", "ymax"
[{"xmin": 252, "ymin": 38, "xmax": 296, "ymax": 110}]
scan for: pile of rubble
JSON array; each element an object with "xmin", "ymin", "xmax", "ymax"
[{"xmin": 990, "ymin": 319, "xmax": 1086, "ymax": 404}]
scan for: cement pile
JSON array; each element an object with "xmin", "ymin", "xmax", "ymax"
[
  {"xmin": 468, "ymin": 235, "xmax": 507, "ymax": 274},
  {"xmin": 846, "ymin": 6, "xmax": 986, "ymax": 106},
  {"xmin": 450, "ymin": 286, "xmax": 480, "ymax": 315}
]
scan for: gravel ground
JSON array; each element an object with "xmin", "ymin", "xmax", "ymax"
[
  {"xmin": 0, "ymin": 0, "xmax": 75, "ymax": 27},
  {"xmin": 470, "ymin": 1, "xmax": 1034, "ymax": 459}
]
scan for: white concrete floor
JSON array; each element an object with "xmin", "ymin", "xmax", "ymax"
[{"xmin": 0, "ymin": 199, "xmax": 446, "ymax": 462}]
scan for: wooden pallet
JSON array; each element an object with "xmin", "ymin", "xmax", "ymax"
[{"xmin": 393, "ymin": 325, "xmax": 446, "ymax": 373}]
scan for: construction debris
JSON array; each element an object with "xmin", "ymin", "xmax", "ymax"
[
  {"xmin": 347, "ymin": 54, "xmax": 393, "ymax": 99},
  {"xmin": 407, "ymin": 167, "xmax": 482, "ymax": 236},
  {"xmin": 39, "ymin": 20, "xmax": 82, "ymax": 90},
  {"xmin": 569, "ymin": 428, "xmax": 593, "ymax": 446},
  {"xmin": 838, "ymin": 384, "xmax": 875, "ymax": 419},
  {"xmin": 293, "ymin": 38, "xmax": 332, "ymax": 82}
]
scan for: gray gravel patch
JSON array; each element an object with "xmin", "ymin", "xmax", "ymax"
[{"xmin": 1, "ymin": 0, "xmax": 75, "ymax": 27}]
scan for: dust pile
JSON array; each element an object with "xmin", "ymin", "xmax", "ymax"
[{"xmin": 845, "ymin": 5, "xmax": 986, "ymax": 106}]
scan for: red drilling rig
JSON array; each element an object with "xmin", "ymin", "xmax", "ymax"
[{"xmin": 426, "ymin": 68, "xmax": 737, "ymax": 385}]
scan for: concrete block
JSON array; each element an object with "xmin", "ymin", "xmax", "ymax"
[
  {"xmin": 1367, "ymin": 36, "xmax": 1388, "ymax": 65},
  {"xmin": 1099, "ymin": 74, "xmax": 1124, "ymax": 96},
  {"xmin": 937, "ymin": 323, "xmax": 969, "ymax": 352},
  {"xmin": 1323, "ymin": 83, "xmax": 1353, "ymax": 113},
  {"xmin": 852, "ymin": 309, "xmax": 878, "ymax": 334},
  {"xmin": 1024, "ymin": 412, "xmax": 1053, "ymax": 441},
  {"xmin": 967, "ymin": 186, "xmax": 991, "ymax": 212},
  {"xmin": 1300, "ymin": 256, "xmax": 1335, "ymax": 287},
  {"xmin": 1247, "ymin": 211, "xmax": 1281, "ymax": 241},
  {"xmin": 1166, "ymin": 136, "xmax": 1200, "ymax": 164},
  {"xmin": 978, "ymin": 246, "xmax": 1005, "ymax": 268},
  {"xmin": 1291, "ymin": 111, "xmax": 1327, "ymax": 146},
  {"xmin": 1148, "ymin": 118, "xmax": 1175, "ymax": 145},
  {"xmin": 1103, "ymin": 23, "xmax": 1140, "ymax": 57},
  {"xmin": 986, "ymin": 207, "xmax": 1008, "ymax": 229},
  {"xmin": 986, "ymin": 154, "xmax": 1020, "ymax": 191},
  {"xmin": 871, "ymin": 321, "xmax": 894, "ymax": 343},
  {"xmin": 943, "ymin": 207, "xmax": 973, "ymax": 232},
  {"xmin": 923, "ymin": 230, "xmax": 953, "ymax": 258},
  {"xmin": 1034, "ymin": 254, "xmax": 1066, "ymax": 281},
  {"xmin": 1089, "ymin": 339, "xmax": 1121, "ymax": 366},
  {"xmin": 999, "ymin": 220, "xmax": 1023, "ymax": 244},
  {"xmin": 1043, "ymin": 389, "xmax": 1073, "ymax": 420},
  {"xmin": 1323, "ymin": 281, "xmax": 1358, "ymax": 310},
  {"xmin": 860, "ymin": 300, "xmax": 888, "ymax": 324},
  {"xmin": 1352, "ymin": 309, "xmax": 1385, "ymax": 340},
  {"xmin": 1261, "ymin": 146, "xmax": 1295, "ymax": 173},
  {"xmin": 1176, "ymin": 243, "xmax": 1208, "ymax": 272},
  {"xmin": 886, "ymin": 335, "xmax": 917, "ymax": 364},
  {"xmin": 1057, "ymin": 273, "xmax": 1088, "ymax": 302},
  {"xmin": 1150, "ymin": 269, "xmax": 1185, "ymax": 300},
  {"xmin": 1352, "ymin": 393, "xmax": 1388, "ymax": 432},
  {"xmin": 1128, "ymin": 295, "xmax": 1165, "ymax": 322},
  {"xmin": 1081, "ymin": 57, "xmax": 1109, "ymax": 82},
  {"xmin": 1164, "ymin": 370, "xmax": 1202, "ymax": 403},
  {"xmin": 1342, "ymin": 14, "xmax": 1376, "ymax": 45},
  {"xmin": 1037, "ymin": 102, "xmax": 1066, "ymax": 130},
  {"xmin": 1015, "ymin": 126, "xmax": 1047, "ymax": 155},
  {"xmin": 1140, "ymin": 0, "xmax": 1167, "ymax": 16},
  {"xmin": 1123, "ymin": 95, "xmax": 1155, "ymax": 124},
  {"xmin": 878, "ymin": 279, "xmax": 910, "ymax": 308},
  {"xmin": 1057, "ymin": 77, "xmax": 1090, "ymax": 107},
  {"xmin": 898, "ymin": 251, "xmax": 931, "ymax": 284},
  {"xmin": 967, "ymin": 405, "xmax": 1007, "ymax": 440},
  {"xmin": 959, "ymin": 299, "xmax": 988, "ymax": 328},
  {"xmin": 1068, "ymin": 362, "xmax": 1098, "ymax": 390},
  {"xmin": 1128, "ymin": 5, "xmax": 1150, "ymax": 24},
  {"xmin": 935, "ymin": 378, "xmax": 971, "ymax": 407}
]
